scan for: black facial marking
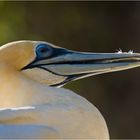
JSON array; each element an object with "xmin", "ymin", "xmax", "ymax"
[{"xmin": 36, "ymin": 43, "xmax": 71, "ymax": 60}]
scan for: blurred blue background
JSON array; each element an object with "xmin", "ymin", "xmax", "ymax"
[{"xmin": 0, "ymin": 1, "xmax": 140, "ymax": 138}]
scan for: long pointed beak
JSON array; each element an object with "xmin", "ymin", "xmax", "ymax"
[
  {"xmin": 24, "ymin": 49, "xmax": 140, "ymax": 86},
  {"xmin": 42, "ymin": 51, "xmax": 140, "ymax": 75}
]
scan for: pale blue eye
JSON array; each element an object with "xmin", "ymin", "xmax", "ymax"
[{"xmin": 36, "ymin": 44, "xmax": 53, "ymax": 59}]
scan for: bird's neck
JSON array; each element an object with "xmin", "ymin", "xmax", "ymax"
[{"xmin": 0, "ymin": 64, "xmax": 55, "ymax": 108}]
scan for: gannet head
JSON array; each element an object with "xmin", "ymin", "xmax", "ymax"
[{"xmin": 1, "ymin": 40, "xmax": 140, "ymax": 87}]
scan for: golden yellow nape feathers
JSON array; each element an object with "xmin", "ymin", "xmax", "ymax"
[
  {"xmin": 0, "ymin": 40, "xmax": 140, "ymax": 139},
  {"xmin": 0, "ymin": 41, "xmax": 37, "ymax": 69}
]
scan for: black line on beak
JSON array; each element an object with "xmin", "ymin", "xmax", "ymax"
[
  {"xmin": 36, "ymin": 65, "xmax": 103, "ymax": 87},
  {"xmin": 21, "ymin": 53, "xmax": 140, "ymax": 72},
  {"xmin": 21, "ymin": 48, "xmax": 73, "ymax": 70},
  {"xmin": 26, "ymin": 56, "xmax": 140, "ymax": 69}
]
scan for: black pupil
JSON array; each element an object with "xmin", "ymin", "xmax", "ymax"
[{"xmin": 39, "ymin": 47, "xmax": 47, "ymax": 53}]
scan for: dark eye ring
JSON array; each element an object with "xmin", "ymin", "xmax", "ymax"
[{"xmin": 36, "ymin": 44, "xmax": 53, "ymax": 59}]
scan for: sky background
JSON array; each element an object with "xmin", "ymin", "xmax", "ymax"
[{"xmin": 0, "ymin": 1, "xmax": 140, "ymax": 138}]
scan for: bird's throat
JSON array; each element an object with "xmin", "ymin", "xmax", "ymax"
[{"xmin": 0, "ymin": 64, "xmax": 53, "ymax": 108}]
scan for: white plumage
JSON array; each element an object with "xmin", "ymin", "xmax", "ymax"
[{"xmin": 0, "ymin": 41, "xmax": 140, "ymax": 139}]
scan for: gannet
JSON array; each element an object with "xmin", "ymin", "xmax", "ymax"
[{"xmin": 0, "ymin": 41, "xmax": 140, "ymax": 139}]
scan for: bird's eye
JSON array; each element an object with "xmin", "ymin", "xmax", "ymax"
[{"xmin": 36, "ymin": 44, "xmax": 53, "ymax": 59}]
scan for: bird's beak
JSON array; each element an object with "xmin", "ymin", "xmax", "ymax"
[{"xmin": 23, "ymin": 49, "xmax": 140, "ymax": 86}]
